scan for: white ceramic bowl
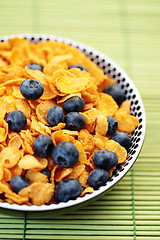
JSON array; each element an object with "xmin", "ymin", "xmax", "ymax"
[{"xmin": 0, "ymin": 34, "xmax": 146, "ymax": 213}]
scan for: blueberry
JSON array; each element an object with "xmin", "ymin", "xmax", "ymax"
[
  {"xmin": 111, "ymin": 132, "xmax": 132, "ymax": 151},
  {"xmin": 93, "ymin": 150, "xmax": 118, "ymax": 170},
  {"xmin": 27, "ymin": 63, "xmax": 43, "ymax": 72},
  {"xmin": 68, "ymin": 64, "xmax": 87, "ymax": 72},
  {"xmin": 107, "ymin": 116, "xmax": 118, "ymax": 135},
  {"xmin": 47, "ymin": 106, "xmax": 64, "ymax": 127},
  {"xmin": 103, "ymin": 84, "xmax": 125, "ymax": 105},
  {"xmin": 88, "ymin": 168, "xmax": 109, "ymax": 190},
  {"xmin": 33, "ymin": 134, "xmax": 53, "ymax": 158},
  {"xmin": 41, "ymin": 168, "xmax": 51, "ymax": 179},
  {"xmin": 10, "ymin": 175, "xmax": 30, "ymax": 194},
  {"xmin": 65, "ymin": 112, "xmax": 85, "ymax": 131},
  {"xmin": 52, "ymin": 141, "xmax": 79, "ymax": 168},
  {"xmin": 6, "ymin": 110, "xmax": 27, "ymax": 132},
  {"xmin": 63, "ymin": 96, "xmax": 85, "ymax": 113},
  {"xmin": 55, "ymin": 178, "xmax": 83, "ymax": 202},
  {"xmin": 20, "ymin": 79, "xmax": 44, "ymax": 100}
]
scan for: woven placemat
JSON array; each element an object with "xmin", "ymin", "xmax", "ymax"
[{"xmin": 0, "ymin": 0, "xmax": 160, "ymax": 239}]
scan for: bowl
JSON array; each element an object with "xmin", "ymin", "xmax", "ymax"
[{"xmin": 0, "ymin": 33, "xmax": 146, "ymax": 213}]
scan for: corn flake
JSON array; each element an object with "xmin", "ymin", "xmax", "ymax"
[
  {"xmin": 25, "ymin": 66, "xmax": 46, "ymax": 85},
  {"xmin": 105, "ymin": 140, "xmax": 127, "ymax": 164},
  {"xmin": 78, "ymin": 170, "xmax": 90, "ymax": 187},
  {"xmin": 108, "ymin": 166, "xmax": 116, "ymax": 178},
  {"xmin": 114, "ymin": 108, "xmax": 139, "ymax": 133},
  {"xmin": 55, "ymin": 168, "xmax": 72, "ymax": 182},
  {"xmin": 57, "ymin": 93, "xmax": 81, "ymax": 104},
  {"xmin": 54, "ymin": 69, "xmax": 90, "ymax": 94},
  {"xmin": 36, "ymin": 100, "xmax": 56, "ymax": 125},
  {"xmin": 3, "ymin": 168, "xmax": 12, "ymax": 182},
  {"xmin": 81, "ymin": 84, "xmax": 99, "ymax": 104},
  {"xmin": 10, "ymin": 164, "xmax": 24, "ymax": 178},
  {"xmin": 51, "ymin": 130, "xmax": 68, "ymax": 146},
  {"xmin": 50, "ymin": 122, "xmax": 66, "ymax": 131},
  {"xmin": 43, "ymin": 63, "xmax": 66, "ymax": 76},
  {"xmin": 25, "ymin": 170, "xmax": 49, "ymax": 184},
  {"xmin": 18, "ymin": 155, "xmax": 48, "ymax": 170},
  {"xmin": 15, "ymin": 99, "xmax": 31, "ymax": 118},
  {"xmin": 119, "ymin": 100, "xmax": 131, "ymax": 114},
  {"xmin": 93, "ymin": 133, "xmax": 109, "ymax": 150},
  {"xmin": 50, "ymin": 165, "xmax": 59, "ymax": 184},
  {"xmin": 1, "ymin": 96, "xmax": 16, "ymax": 113},
  {"xmin": 0, "ymin": 86, "xmax": 6, "ymax": 96},
  {"xmin": 19, "ymin": 182, "xmax": 54, "ymax": 205},
  {"xmin": 9, "ymin": 134, "xmax": 22, "ymax": 149},
  {"xmin": 0, "ymin": 102, "xmax": 6, "ymax": 126},
  {"xmin": 0, "ymin": 146, "xmax": 21, "ymax": 168},
  {"xmin": 67, "ymin": 164, "xmax": 85, "ymax": 179},
  {"xmin": 95, "ymin": 114, "xmax": 108, "ymax": 136},
  {"xmin": 0, "ymin": 181, "xmax": 29, "ymax": 204},
  {"xmin": 97, "ymin": 76, "xmax": 115, "ymax": 92},
  {"xmin": 31, "ymin": 116, "xmax": 51, "ymax": 135},
  {"xmin": 0, "ymin": 163, "xmax": 4, "ymax": 181},
  {"xmin": 81, "ymin": 56, "xmax": 105, "ymax": 86},
  {"xmin": 97, "ymin": 93, "xmax": 118, "ymax": 117},
  {"xmin": 78, "ymin": 129, "xmax": 95, "ymax": 153},
  {"xmin": 20, "ymin": 130, "xmax": 35, "ymax": 154},
  {"xmin": 80, "ymin": 187, "xmax": 94, "ymax": 197},
  {"xmin": 40, "ymin": 84, "xmax": 57, "ymax": 100},
  {"xmin": 74, "ymin": 141, "xmax": 90, "ymax": 165},
  {"xmin": 0, "ymin": 122, "xmax": 8, "ymax": 143},
  {"xmin": 12, "ymin": 86, "xmax": 24, "ymax": 99},
  {"xmin": 81, "ymin": 108, "xmax": 97, "ymax": 125}
]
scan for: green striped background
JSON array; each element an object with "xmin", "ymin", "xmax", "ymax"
[{"xmin": 0, "ymin": 0, "xmax": 160, "ymax": 239}]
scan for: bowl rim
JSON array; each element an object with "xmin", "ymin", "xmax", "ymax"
[{"xmin": 0, "ymin": 33, "xmax": 146, "ymax": 211}]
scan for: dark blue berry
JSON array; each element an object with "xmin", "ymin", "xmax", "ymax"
[
  {"xmin": 47, "ymin": 106, "xmax": 64, "ymax": 127},
  {"xmin": 63, "ymin": 96, "xmax": 85, "ymax": 113},
  {"xmin": 6, "ymin": 110, "xmax": 27, "ymax": 132},
  {"xmin": 41, "ymin": 168, "xmax": 51, "ymax": 179},
  {"xmin": 93, "ymin": 150, "xmax": 118, "ymax": 170},
  {"xmin": 52, "ymin": 141, "xmax": 79, "ymax": 168},
  {"xmin": 88, "ymin": 168, "xmax": 109, "ymax": 190},
  {"xmin": 107, "ymin": 116, "xmax": 118, "ymax": 135},
  {"xmin": 10, "ymin": 175, "xmax": 30, "ymax": 194},
  {"xmin": 103, "ymin": 84, "xmax": 125, "ymax": 106},
  {"xmin": 20, "ymin": 79, "xmax": 44, "ymax": 100},
  {"xmin": 68, "ymin": 64, "xmax": 87, "ymax": 72},
  {"xmin": 27, "ymin": 63, "xmax": 43, "ymax": 72},
  {"xmin": 55, "ymin": 178, "xmax": 83, "ymax": 202},
  {"xmin": 33, "ymin": 135, "xmax": 53, "ymax": 158},
  {"xmin": 65, "ymin": 112, "xmax": 85, "ymax": 131},
  {"xmin": 111, "ymin": 132, "xmax": 132, "ymax": 151}
]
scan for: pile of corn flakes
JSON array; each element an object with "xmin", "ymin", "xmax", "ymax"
[{"xmin": 0, "ymin": 37, "xmax": 139, "ymax": 206}]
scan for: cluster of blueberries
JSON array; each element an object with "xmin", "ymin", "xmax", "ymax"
[{"xmin": 7, "ymin": 63, "xmax": 132, "ymax": 203}]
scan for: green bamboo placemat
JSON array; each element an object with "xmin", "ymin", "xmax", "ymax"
[{"xmin": 0, "ymin": 0, "xmax": 160, "ymax": 239}]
